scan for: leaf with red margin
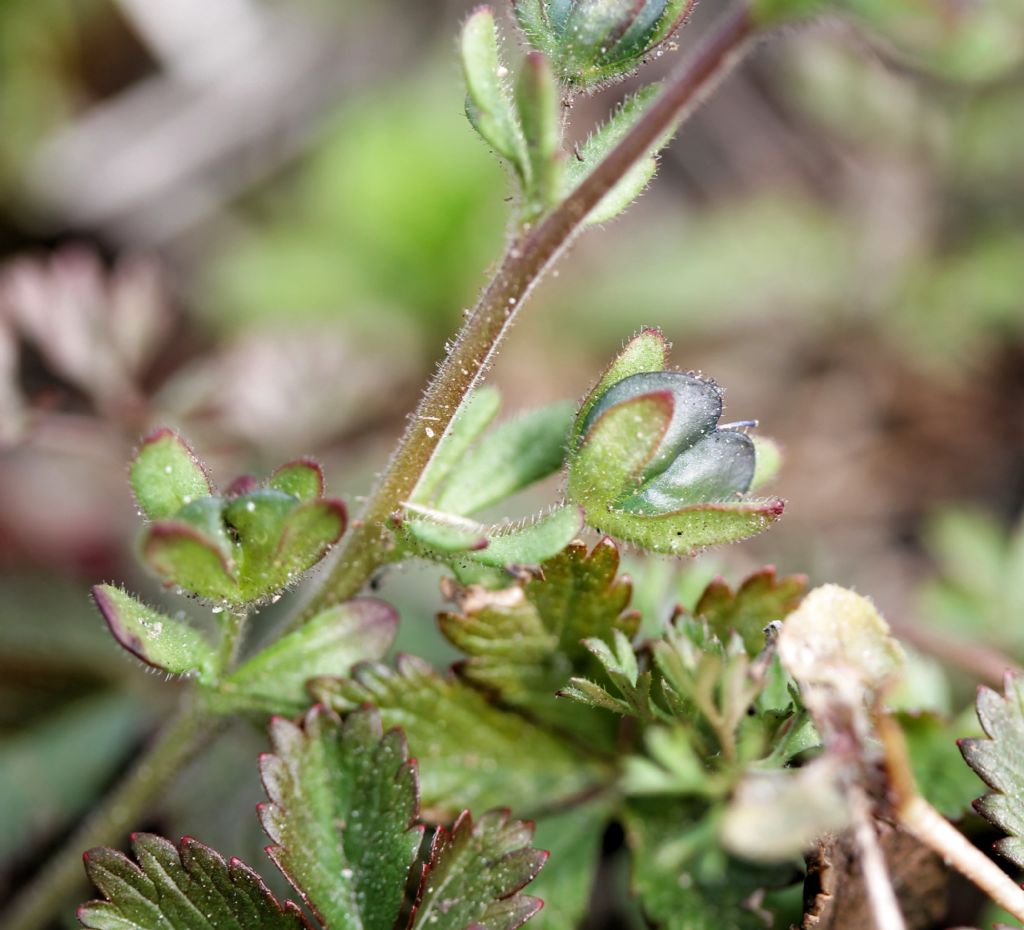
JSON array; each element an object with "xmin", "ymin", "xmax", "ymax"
[
  {"xmin": 688, "ymin": 567, "xmax": 807, "ymax": 655},
  {"xmin": 259, "ymin": 706, "xmax": 423, "ymax": 930},
  {"xmin": 439, "ymin": 538, "xmax": 638, "ymax": 743},
  {"xmin": 142, "ymin": 520, "xmax": 239, "ymax": 602},
  {"xmin": 78, "ymin": 832, "xmax": 310, "ymax": 929},
  {"xmin": 93, "ymin": 584, "xmax": 215, "ymax": 678},
  {"xmin": 409, "ymin": 809, "xmax": 547, "ymax": 930},
  {"xmin": 960, "ymin": 671, "xmax": 1024, "ymax": 869},
  {"xmin": 270, "ymin": 459, "xmax": 325, "ymax": 502},
  {"xmin": 129, "ymin": 428, "xmax": 213, "ymax": 521}
]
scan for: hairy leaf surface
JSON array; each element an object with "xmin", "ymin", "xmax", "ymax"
[
  {"xmin": 259, "ymin": 706, "xmax": 423, "ymax": 930},
  {"xmin": 312, "ymin": 655, "xmax": 605, "ymax": 818},
  {"xmin": 410, "ymin": 810, "xmax": 546, "ymax": 930},
  {"xmin": 960, "ymin": 672, "xmax": 1024, "ymax": 867},
  {"xmin": 79, "ymin": 833, "xmax": 309, "ymax": 930}
]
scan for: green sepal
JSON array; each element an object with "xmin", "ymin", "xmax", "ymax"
[
  {"xmin": 461, "ymin": 7, "xmax": 529, "ymax": 177},
  {"xmin": 129, "ymin": 428, "xmax": 213, "ymax": 521},
  {"xmin": 750, "ymin": 436, "xmax": 782, "ymax": 490},
  {"xmin": 513, "ymin": 0, "xmax": 695, "ymax": 89},
  {"xmin": 92, "ymin": 585, "xmax": 216, "ymax": 680},
  {"xmin": 568, "ymin": 392, "xmax": 675, "ymax": 511},
  {"xmin": 269, "ymin": 459, "xmax": 324, "ymax": 502},
  {"xmin": 575, "ymin": 327, "xmax": 669, "ymax": 433},
  {"xmin": 517, "ymin": 52, "xmax": 566, "ymax": 219},
  {"xmin": 565, "ymin": 84, "xmax": 664, "ymax": 225},
  {"xmin": 414, "ymin": 387, "xmax": 502, "ymax": 505},
  {"xmin": 214, "ymin": 599, "xmax": 399, "ymax": 714},
  {"xmin": 437, "ymin": 400, "xmax": 574, "ymax": 516}
]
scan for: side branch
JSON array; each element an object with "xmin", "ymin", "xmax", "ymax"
[{"xmin": 301, "ymin": 3, "xmax": 757, "ymax": 617}]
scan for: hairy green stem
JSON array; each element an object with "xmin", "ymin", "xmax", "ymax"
[
  {"xmin": 3, "ymin": 705, "xmax": 221, "ymax": 930},
  {"xmin": 217, "ymin": 609, "xmax": 249, "ymax": 674},
  {"xmin": 299, "ymin": 3, "xmax": 757, "ymax": 620}
]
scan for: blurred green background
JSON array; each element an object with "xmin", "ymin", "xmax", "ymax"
[{"xmin": 0, "ymin": 0, "xmax": 1022, "ymax": 924}]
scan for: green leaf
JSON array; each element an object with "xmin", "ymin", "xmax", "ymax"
[
  {"xmin": 564, "ymin": 85, "xmax": 662, "ymax": 226},
  {"xmin": 598, "ymin": 497, "xmax": 785, "ymax": 557},
  {"xmin": 527, "ymin": 801, "xmax": 610, "ymax": 930},
  {"xmin": 79, "ymin": 833, "xmax": 309, "ymax": 929},
  {"xmin": 468, "ymin": 505, "xmax": 584, "ymax": 568},
  {"xmin": 217, "ymin": 599, "xmax": 399, "ymax": 714},
  {"xmin": 269, "ymin": 459, "xmax": 325, "ymax": 502},
  {"xmin": 312, "ymin": 655, "xmax": 606, "ymax": 818},
  {"xmin": 437, "ymin": 400, "xmax": 574, "ymax": 516},
  {"xmin": 403, "ymin": 508, "xmax": 490, "ymax": 555},
  {"xmin": 624, "ymin": 800, "xmax": 774, "ymax": 930},
  {"xmin": 93, "ymin": 585, "xmax": 216, "ymax": 679},
  {"xmin": 129, "ymin": 428, "xmax": 213, "ymax": 521},
  {"xmin": 461, "ymin": 7, "xmax": 528, "ymax": 175},
  {"xmin": 575, "ymin": 328, "xmax": 669, "ymax": 433},
  {"xmin": 143, "ymin": 519, "xmax": 239, "ymax": 603},
  {"xmin": 410, "ymin": 810, "xmax": 546, "ymax": 930},
  {"xmin": 517, "ymin": 52, "xmax": 565, "ymax": 217},
  {"xmin": 685, "ymin": 568, "xmax": 807, "ymax": 655},
  {"xmin": 414, "ymin": 387, "xmax": 502, "ymax": 505},
  {"xmin": 960, "ymin": 672, "xmax": 1024, "ymax": 868},
  {"xmin": 440, "ymin": 537, "xmax": 638, "ymax": 738},
  {"xmin": 259, "ymin": 706, "xmax": 423, "ymax": 930}
]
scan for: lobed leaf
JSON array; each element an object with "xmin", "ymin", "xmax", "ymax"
[
  {"xmin": 259, "ymin": 706, "xmax": 423, "ymax": 930},
  {"xmin": 129, "ymin": 428, "xmax": 212, "ymax": 522},
  {"xmin": 218, "ymin": 599, "xmax": 399, "ymax": 714},
  {"xmin": 960, "ymin": 672, "xmax": 1024, "ymax": 868},
  {"xmin": 312, "ymin": 655, "xmax": 606, "ymax": 818},
  {"xmin": 440, "ymin": 537, "xmax": 638, "ymax": 739},
  {"xmin": 686, "ymin": 567, "xmax": 807, "ymax": 655},
  {"xmin": 410, "ymin": 809, "xmax": 547, "ymax": 930},
  {"xmin": 78, "ymin": 833, "xmax": 309, "ymax": 929},
  {"xmin": 624, "ymin": 801, "xmax": 773, "ymax": 930},
  {"xmin": 93, "ymin": 585, "xmax": 216, "ymax": 679}
]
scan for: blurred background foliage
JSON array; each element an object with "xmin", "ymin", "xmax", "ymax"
[{"xmin": 0, "ymin": 0, "xmax": 1023, "ymax": 924}]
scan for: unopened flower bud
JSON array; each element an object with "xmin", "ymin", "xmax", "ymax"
[{"xmin": 513, "ymin": 0, "xmax": 695, "ymax": 88}]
